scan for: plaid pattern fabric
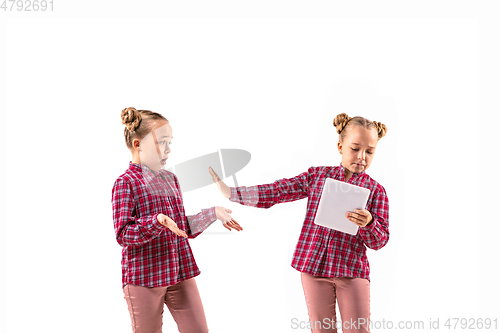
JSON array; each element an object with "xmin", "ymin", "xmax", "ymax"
[
  {"xmin": 230, "ymin": 162, "xmax": 389, "ymax": 281},
  {"xmin": 112, "ymin": 162, "xmax": 217, "ymax": 287}
]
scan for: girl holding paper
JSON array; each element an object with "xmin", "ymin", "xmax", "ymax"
[{"xmin": 209, "ymin": 113, "xmax": 389, "ymax": 333}]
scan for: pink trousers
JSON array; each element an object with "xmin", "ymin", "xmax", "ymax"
[
  {"xmin": 123, "ymin": 278, "xmax": 208, "ymax": 333},
  {"xmin": 301, "ymin": 272, "xmax": 371, "ymax": 333}
]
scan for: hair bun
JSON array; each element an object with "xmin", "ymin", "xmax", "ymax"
[
  {"xmin": 121, "ymin": 107, "xmax": 142, "ymax": 132},
  {"xmin": 373, "ymin": 121, "xmax": 388, "ymax": 139},
  {"xmin": 333, "ymin": 113, "xmax": 352, "ymax": 134}
]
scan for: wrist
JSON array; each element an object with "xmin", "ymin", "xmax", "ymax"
[
  {"xmin": 157, "ymin": 214, "xmax": 166, "ymax": 226},
  {"xmin": 228, "ymin": 187, "xmax": 237, "ymax": 201}
]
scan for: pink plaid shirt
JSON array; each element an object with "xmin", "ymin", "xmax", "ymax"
[
  {"xmin": 230, "ymin": 163, "xmax": 389, "ymax": 281},
  {"xmin": 111, "ymin": 161, "xmax": 217, "ymax": 288}
]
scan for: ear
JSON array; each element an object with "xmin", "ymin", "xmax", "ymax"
[
  {"xmin": 133, "ymin": 139, "xmax": 141, "ymax": 151},
  {"xmin": 337, "ymin": 141, "xmax": 343, "ymax": 154}
]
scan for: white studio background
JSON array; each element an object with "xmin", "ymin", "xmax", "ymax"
[{"xmin": 4, "ymin": 8, "xmax": 499, "ymax": 333}]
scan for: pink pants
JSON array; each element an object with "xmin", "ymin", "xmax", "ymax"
[
  {"xmin": 123, "ymin": 278, "xmax": 208, "ymax": 333},
  {"xmin": 301, "ymin": 272, "xmax": 371, "ymax": 333}
]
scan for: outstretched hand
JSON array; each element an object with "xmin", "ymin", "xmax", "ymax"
[
  {"xmin": 157, "ymin": 214, "xmax": 188, "ymax": 238},
  {"xmin": 215, "ymin": 206, "xmax": 243, "ymax": 231},
  {"xmin": 208, "ymin": 167, "xmax": 231, "ymax": 199}
]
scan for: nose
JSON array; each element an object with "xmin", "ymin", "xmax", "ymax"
[{"xmin": 358, "ymin": 151, "xmax": 365, "ymax": 160}]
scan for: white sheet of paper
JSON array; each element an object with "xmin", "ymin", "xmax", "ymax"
[{"xmin": 313, "ymin": 178, "xmax": 371, "ymax": 235}]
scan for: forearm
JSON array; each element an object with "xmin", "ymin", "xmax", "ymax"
[
  {"xmin": 186, "ymin": 207, "xmax": 217, "ymax": 238},
  {"xmin": 113, "ymin": 178, "xmax": 167, "ymax": 246},
  {"xmin": 229, "ymin": 174, "xmax": 309, "ymax": 209},
  {"xmin": 230, "ymin": 186, "xmax": 262, "ymax": 207},
  {"xmin": 358, "ymin": 217, "xmax": 389, "ymax": 250},
  {"xmin": 116, "ymin": 213, "xmax": 165, "ymax": 246},
  {"xmin": 359, "ymin": 186, "xmax": 390, "ymax": 250}
]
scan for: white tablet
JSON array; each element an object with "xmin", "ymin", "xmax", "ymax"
[{"xmin": 313, "ymin": 178, "xmax": 371, "ymax": 235}]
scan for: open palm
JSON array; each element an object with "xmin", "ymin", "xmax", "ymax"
[{"xmin": 208, "ymin": 166, "xmax": 231, "ymax": 198}]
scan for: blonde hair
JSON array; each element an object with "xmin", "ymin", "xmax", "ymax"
[
  {"xmin": 333, "ymin": 113, "xmax": 387, "ymax": 143},
  {"xmin": 121, "ymin": 107, "xmax": 169, "ymax": 150}
]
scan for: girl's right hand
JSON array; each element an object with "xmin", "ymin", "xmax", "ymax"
[
  {"xmin": 157, "ymin": 214, "xmax": 188, "ymax": 238},
  {"xmin": 208, "ymin": 166, "xmax": 231, "ymax": 199}
]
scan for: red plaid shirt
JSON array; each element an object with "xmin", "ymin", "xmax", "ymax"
[
  {"xmin": 111, "ymin": 161, "xmax": 217, "ymax": 287},
  {"xmin": 230, "ymin": 163, "xmax": 389, "ymax": 281}
]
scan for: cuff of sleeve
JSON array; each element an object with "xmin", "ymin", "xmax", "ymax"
[
  {"xmin": 189, "ymin": 207, "xmax": 217, "ymax": 237},
  {"xmin": 361, "ymin": 217, "xmax": 376, "ymax": 231},
  {"xmin": 229, "ymin": 186, "xmax": 259, "ymax": 206},
  {"xmin": 229, "ymin": 187, "xmax": 239, "ymax": 202},
  {"xmin": 202, "ymin": 206, "xmax": 217, "ymax": 223}
]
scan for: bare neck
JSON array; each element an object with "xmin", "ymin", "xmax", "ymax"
[{"xmin": 344, "ymin": 170, "xmax": 352, "ymax": 182}]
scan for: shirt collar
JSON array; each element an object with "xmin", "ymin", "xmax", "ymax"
[
  {"xmin": 339, "ymin": 161, "xmax": 365, "ymax": 178},
  {"xmin": 129, "ymin": 161, "xmax": 159, "ymax": 179}
]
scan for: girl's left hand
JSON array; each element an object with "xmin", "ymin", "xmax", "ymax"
[
  {"xmin": 215, "ymin": 206, "xmax": 243, "ymax": 231},
  {"xmin": 346, "ymin": 209, "xmax": 373, "ymax": 227}
]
